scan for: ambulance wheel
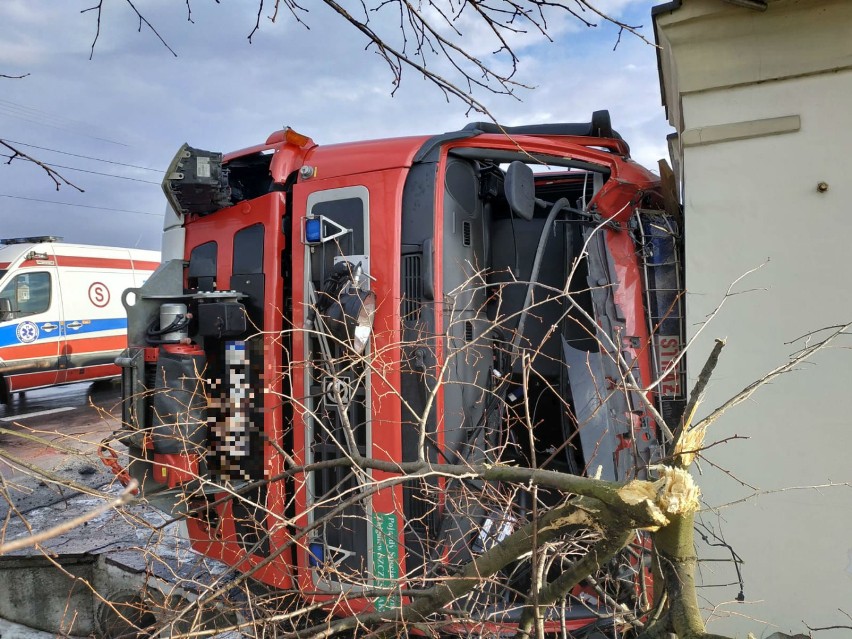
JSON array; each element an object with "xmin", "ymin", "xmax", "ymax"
[{"xmin": 0, "ymin": 377, "xmax": 8, "ymax": 405}]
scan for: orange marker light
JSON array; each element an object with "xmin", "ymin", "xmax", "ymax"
[{"xmin": 284, "ymin": 127, "xmax": 311, "ymax": 148}]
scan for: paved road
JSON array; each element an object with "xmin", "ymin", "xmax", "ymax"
[{"xmin": 0, "ymin": 380, "xmax": 121, "ymax": 481}]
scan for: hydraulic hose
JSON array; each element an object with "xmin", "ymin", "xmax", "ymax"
[{"xmin": 146, "ymin": 314, "xmax": 190, "ymax": 344}]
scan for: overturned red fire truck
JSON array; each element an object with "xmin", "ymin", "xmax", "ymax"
[{"xmin": 111, "ymin": 112, "xmax": 684, "ymax": 635}]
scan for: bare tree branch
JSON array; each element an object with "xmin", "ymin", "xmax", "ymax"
[
  {"xmin": 693, "ymin": 321, "xmax": 852, "ymax": 432},
  {"xmin": 806, "ymin": 608, "xmax": 852, "ymax": 633},
  {"xmin": 82, "ymin": 0, "xmax": 177, "ymax": 59},
  {"xmin": 0, "ymin": 139, "xmax": 85, "ymax": 191},
  {"xmin": 81, "ymin": 1, "xmax": 653, "ymax": 115}
]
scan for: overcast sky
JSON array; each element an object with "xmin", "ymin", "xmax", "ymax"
[{"xmin": 0, "ymin": 1, "xmax": 672, "ymax": 253}]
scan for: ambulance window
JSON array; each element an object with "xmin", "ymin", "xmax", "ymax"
[
  {"xmin": 188, "ymin": 241, "xmax": 217, "ymax": 291},
  {"xmin": 233, "ymin": 224, "xmax": 264, "ymax": 274},
  {"xmin": 0, "ymin": 272, "xmax": 51, "ymax": 320}
]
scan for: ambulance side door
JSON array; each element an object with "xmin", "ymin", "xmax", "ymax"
[
  {"xmin": 55, "ymin": 255, "xmax": 128, "ymax": 385},
  {"xmin": 0, "ymin": 262, "xmax": 63, "ymax": 391}
]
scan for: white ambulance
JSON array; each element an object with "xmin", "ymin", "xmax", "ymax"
[{"xmin": 0, "ymin": 236, "xmax": 159, "ymax": 402}]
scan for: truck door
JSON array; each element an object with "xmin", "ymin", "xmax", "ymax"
[
  {"xmin": 291, "ymin": 169, "xmax": 405, "ymax": 607},
  {"xmin": 0, "ymin": 257, "xmax": 63, "ymax": 392},
  {"xmin": 293, "ymin": 183, "xmax": 373, "ymax": 592}
]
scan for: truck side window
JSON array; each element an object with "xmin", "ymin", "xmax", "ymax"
[
  {"xmin": 233, "ymin": 224, "xmax": 264, "ymax": 274},
  {"xmin": 0, "ymin": 271, "xmax": 51, "ymax": 320},
  {"xmin": 309, "ymin": 195, "xmax": 367, "ymax": 281},
  {"xmin": 188, "ymin": 241, "xmax": 218, "ymax": 291},
  {"xmin": 231, "ymin": 224, "xmax": 265, "ymax": 325}
]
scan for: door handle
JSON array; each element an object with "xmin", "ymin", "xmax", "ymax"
[
  {"xmin": 41, "ymin": 322, "xmax": 58, "ymax": 332},
  {"xmin": 66, "ymin": 321, "xmax": 83, "ymax": 330}
]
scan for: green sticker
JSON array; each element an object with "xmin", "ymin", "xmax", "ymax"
[{"xmin": 372, "ymin": 511, "xmax": 399, "ymax": 611}]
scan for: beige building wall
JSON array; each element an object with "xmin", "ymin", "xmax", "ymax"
[{"xmin": 654, "ymin": 1, "xmax": 852, "ymax": 636}]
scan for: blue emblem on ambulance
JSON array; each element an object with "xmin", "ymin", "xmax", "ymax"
[{"xmin": 16, "ymin": 321, "xmax": 39, "ymax": 344}]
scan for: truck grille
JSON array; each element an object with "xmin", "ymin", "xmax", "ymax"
[{"xmin": 402, "ymin": 253, "xmax": 422, "ymax": 321}]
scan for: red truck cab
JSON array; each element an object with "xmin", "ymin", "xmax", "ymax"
[{"xmin": 114, "ymin": 112, "xmax": 684, "ymax": 634}]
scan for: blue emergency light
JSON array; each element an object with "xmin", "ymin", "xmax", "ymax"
[
  {"xmin": 305, "ymin": 218, "xmax": 323, "ymax": 244},
  {"xmin": 304, "ymin": 216, "xmax": 351, "ymax": 245},
  {"xmin": 308, "ymin": 542, "xmax": 324, "ymax": 567}
]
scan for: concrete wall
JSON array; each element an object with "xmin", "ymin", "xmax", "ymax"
[{"xmin": 655, "ymin": 1, "xmax": 852, "ymax": 637}]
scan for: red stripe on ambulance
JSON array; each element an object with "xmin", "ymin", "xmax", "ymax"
[
  {"xmin": 0, "ymin": 335, "xmax": 127, "ymax": 360},
  {"xmin": 18, "ymin": 256, "xmax": 160, "ymax": 270},
  {"xmin": 8, "ymin": 363, "xmax": 121, "ymax": 391},
  {"xmin": 0, "ymin": 341, "xmax": 61, "ymax": 360},
  {"xmin": 63, "ymin": 334, "xmax": 128, "ymax": 353}
]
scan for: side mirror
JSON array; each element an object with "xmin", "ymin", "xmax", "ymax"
[
  {"xmin": 0, "ymin": 298, "xmax": 13, "ymax": 322},
  {"xmin": 324, "ymin": 287, "xmax": 376, "ymax": 355},
  {"xmin": 316, "ymin": 261, "xmax": 377, "ymax": 356},
  {"xmin": 504, "ymin": 161, "xmax": 535, "ymax": 221}
]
